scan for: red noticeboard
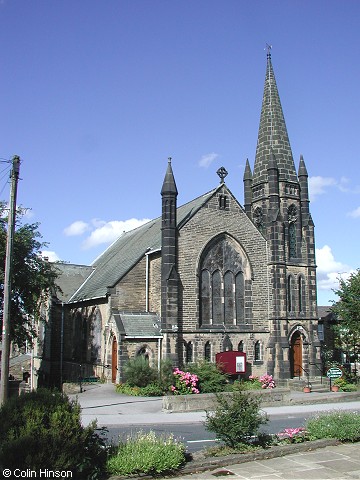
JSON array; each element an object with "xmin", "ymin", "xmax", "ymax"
[{"xmin": 216, "ymin": 351, "xmax": 246, "ymax": 375}]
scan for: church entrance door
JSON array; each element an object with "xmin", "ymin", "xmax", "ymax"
[
  {"xmin": 290, "ymin": 331, "xmax": 302, "ymax": 377},
  {"xmin": 112, "ymin": 337, "xmax": 118, "ymax": 383}
]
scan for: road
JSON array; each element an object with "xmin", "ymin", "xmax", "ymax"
[{"xmin": 102, "ymin": 406, "xmax": 359, "ymax": 453}]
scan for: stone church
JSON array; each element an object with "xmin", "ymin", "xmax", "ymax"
[{"xmin": 35, "ymin": 52, "xmax": 320, "ymax": 388}]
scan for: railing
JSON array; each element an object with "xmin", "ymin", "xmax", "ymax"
[
  {"xmin": 294, "ymin": 364, "xmax": 311, "ymax": 388},
  {"xmin": 309, "ymin": 362, "xmax": 325, "ymax": 384}
]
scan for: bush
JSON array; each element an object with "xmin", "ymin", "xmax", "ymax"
[
  {"xmin": 170, "ymin": 368, "xmax": 199, "ymax": 394},
  {"xmin": 333, "ymin": 377, "xmax": 358, "ymax": 392},
  {"xmin": 107, "ymin": 431, "xmax": 186, "ymax": 476},
  {"xmin": 186, "ymin": 361, "xmax": 229, "ymax": 393},
  {"xmin": 205, "ymin": 390, "xmax": 268, "ymax": 448},
  {"xmin": 306, "ymin": 410, "xmax": 360, "ymax": 442},
  {"xmin": 123, "ymin": 356, "xmax": 157, "ymax": 387},
  {"xmin": 0, "ymin": 389, "xmax": 107, "ymax": 479}
]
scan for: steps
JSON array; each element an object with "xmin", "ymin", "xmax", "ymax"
[{"xmin": 287, "ymin": 376, "xmax": 330, "ymax": 393}]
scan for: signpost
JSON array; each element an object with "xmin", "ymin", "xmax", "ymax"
[
  {"xmin": 326, "ymin": 367, "xmax": 343, "ymax": 379},
  {"xmin": 326, "ymin": 367, "xmax": 343, "ymax": 392}
]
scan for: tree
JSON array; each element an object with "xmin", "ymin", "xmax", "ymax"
[
  {"xmin": 331, "ymin": 269, "xmax": 360, "ymax": 366},
  {"xmin": 0, "ymin": 203, "xmax": 59, "ymax": 348}
]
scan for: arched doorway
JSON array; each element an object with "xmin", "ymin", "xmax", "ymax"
[
  {"xmin": 111, "ymin": 337, "xmax": 118, "ymax": 383},
  {"xmin": 290, "ymin": 331, "xmax": 303, "ymax": 377}
]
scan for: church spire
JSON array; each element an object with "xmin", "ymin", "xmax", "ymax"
[{"xmin": 253, "ymin": 49, "xmax": 297, "ymax": 185}]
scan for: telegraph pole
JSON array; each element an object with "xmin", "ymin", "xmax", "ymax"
[{"xmin": 0, "ymin": 155, "xmax": 20, "ymax": 405}]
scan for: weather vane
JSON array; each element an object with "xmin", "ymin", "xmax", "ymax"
[{"xmin": 265, "ymin": 43, "xmax": 272, "ymax": 57}]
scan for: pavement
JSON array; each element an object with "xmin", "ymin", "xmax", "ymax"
[{"xmin": 70, "ymin": 383, "xmax": 360, "ymax": 479}]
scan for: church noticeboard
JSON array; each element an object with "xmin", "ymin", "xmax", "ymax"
[{"xmin": 216, "ymin": 351, "xmax": 246, "ymax": 375}]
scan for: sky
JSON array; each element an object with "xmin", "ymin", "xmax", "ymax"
[{"xmin": 1, "ymin": 0, "xmax": 359, "ymax": 307}]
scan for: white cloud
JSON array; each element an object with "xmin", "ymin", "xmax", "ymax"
[
  {"xmin": 82, "ymin": 218, "xmax": 150, "ymax": 249},
  {"xmin": 347, "ymin": 206, "xmax": 360, "ymax": 218},
  {"xmin": 199, "ymin": 152, "xmax": 219, "ymax": 168},
  {"xmin": 308, "ymin": 176, "xmax": 336, "ymax": 200},
  {"xmin": 63, "ymin": 220, "xmax": 90, "ymax": 236},
  {"xmin": 316, "ymin": 245, "xmax": 353, "ymax": 291},
  {"xmin": 41, "ymin": 250, "xmax": 61, "ymax": 262}
]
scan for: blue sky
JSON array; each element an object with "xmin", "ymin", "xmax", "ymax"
[{"xmin": 1, "ymin": 0, "xmax": 359, "ymax": 306}]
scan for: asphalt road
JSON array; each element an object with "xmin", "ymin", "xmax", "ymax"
[{"xmin": 102, "ymin": 409, "xmax": 349, "ymax": 452}]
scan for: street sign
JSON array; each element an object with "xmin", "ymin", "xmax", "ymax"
[{"xmin": 326, "ymin": 367, "xmax": 343, "ymax": 379}]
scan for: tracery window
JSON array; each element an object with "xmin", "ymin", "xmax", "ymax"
[{"xmin": 199, "ymin": 235, "xmax": 251, "ymax": 327}]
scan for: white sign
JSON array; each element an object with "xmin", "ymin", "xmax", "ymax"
[{"xmin": 236, "ymin": 356, "xmax": 245, "ymax": 373}]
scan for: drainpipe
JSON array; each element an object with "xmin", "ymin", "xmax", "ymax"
[
  {"xmin": 60, "ymin": 302, "xmax": 64, "ymax": 389},
  {"xmin": 145, "ymin": 251, "xmax": 150, "ymax": 312}
]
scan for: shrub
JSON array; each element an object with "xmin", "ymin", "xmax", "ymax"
[
  {"xmin": 186, "ymin": 361, "xmax": 229, "ymax": 393},
  {"xmin": 205, "ymin": 390, "xmax": 268, "ymax": 448},
  {"xmin": 123, "ymin": 356, "xmax": 157, "ymax": 387},
  {"xmin": 107, "ymin": 431, "xmax": 186, "ymax": 476},
  {"xmin": 0, "ymin": 389, "xmax": 107, "ymax": 479},
  {"xmin": 333, "ymin": 377, "xmax": 358, "ymax": 392},
  {"xmin": 306, "ymin": 410, "xmax": 360, "ymax": 442},
  {"xmin": 170, "ymin": 368, "xmax": 199, "ymax": 394}
]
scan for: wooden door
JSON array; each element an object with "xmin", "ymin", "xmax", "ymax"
[
  {"xmin": 290, "ymin": 331, "xmax": 302, "ymax": 377},
  {"xmin": 111, "ymin": 337, "xmax": 118, "ymax": 383}
]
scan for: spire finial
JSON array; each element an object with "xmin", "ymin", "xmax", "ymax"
[
  {"xmin": 168, "ymin": 156, "xmax": 172, "ymax": 164},
  {"xmin": 265, "ymin": 43, "xmax": 272, "ymax": 60}
]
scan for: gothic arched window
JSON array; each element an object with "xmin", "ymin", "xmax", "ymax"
[
  {"xmin": 238, "ymin": 341, "xmax": 244, "ymax": 352},
  {"xmin": 204, "ymin": 341, "xmax": 211, "ymax": 361},
  {"xmin": 186, "ymin": 342, "xmax": 193, "ymax": 363},
  {"xmin": 288, "ymin": 205, "xmax": 297, "ymax": 258},
  {"xmin": 254, "ymin": 341, "xmax": 261, "ymax": 361},
  {"xmin": 298, "ymin": 275, "xmax": 306, "ymax": 314},
  {"xmin": 223, "ymin": 335, "xmax": 233, "ymax": 352},
  {"xmin": 287, "ymin": 275, "xmax": 295, "ymax": 313},
  {"xmin": 199, "ymin": 235, "xmax": 251, "ymax": 327}
]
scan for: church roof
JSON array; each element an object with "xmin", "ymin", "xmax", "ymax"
[
  {"xmin": 68, "ymin": 187, "xmax": 218, "ymax": 303},
  {"xmin": 253, "ymin": 51, "xmax": 297, "ymax": 185}
]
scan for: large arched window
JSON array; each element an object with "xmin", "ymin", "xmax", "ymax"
[{"xmin": 199, "ymin": 235, "xmax": 251, "ymax": 326}]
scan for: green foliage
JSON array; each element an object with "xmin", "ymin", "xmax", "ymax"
[
  {"xmin": 186, "ymin": 361, "xmax": 229, "ymax": 393},
  {"xmin": 107, "ymin": 431, "xmax": 186, "ymax": 476},
  {"xmin": 205, "ymin": 390, "xmax": 268, "ymax": 448},
  {"xmin": 0, "ymin": 389, "xmax": 107, "ymax": 479},
  {"xmin": 331, "ymin": 269, "xmax": 360, "ymax": 362},
  {"xmin": 306, "ymin": 410, "xmax": 360, "ymax": 442},
  {"xmin": 158, "ymin": 359, "xmax": 174, "ymax": 390},
  {"xmin": 123, "ymin": 356, "xmax": 157, "ymax": 387},
  {"xmin": 333, "ymin": 377, "xmax": 358, "ymax": 392},
  {"xmin": 0, "ymin": 203, "xmax": 60, "ymax": 347},
  {"xmin": 231, "ymin": 378, "xmax": 263, "ymax": 391},
  {"xmin": 116, "ymin": 381, "xmax": 165, "ymax": 397}
]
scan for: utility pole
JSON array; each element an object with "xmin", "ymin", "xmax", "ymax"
[{"xmin": 0, "ymin": 155, "xmax": 20, "ymax": 406}]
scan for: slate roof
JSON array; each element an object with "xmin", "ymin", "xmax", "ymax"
[
  {"xmin": 68, "ymin": 187, "xmax": 219, "ymax": 303},
  {"xmin": 54, "ymin": 263, "xmax": 94, "ymax": 302},
  {"xmin": 112, "ymin": 311, "xmax": 161, "ymax": 337}
]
